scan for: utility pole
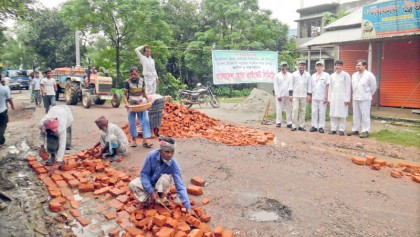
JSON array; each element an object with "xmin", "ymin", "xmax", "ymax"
[{"xmin": 75, "ymin": 30, "xmax": 81, "ymax": 67}]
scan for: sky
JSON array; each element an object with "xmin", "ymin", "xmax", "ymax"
[{"xmin": 36, "ymin": 0, "xmax": 355, "ymax": 29}]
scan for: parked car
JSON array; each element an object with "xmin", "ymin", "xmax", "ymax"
[{"xmin": 5, "ymin": 69, "xmax": 30, "ymax": 90}]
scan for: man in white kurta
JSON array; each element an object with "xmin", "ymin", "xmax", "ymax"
[
  {"xmin": 348, "ymin": 59, "xmax": 377, "ymax": 138},
  {"xmin": 328, "ymin": 60, "xmax": 351, "ymax": 136},
  {"xmin": 310, "ymin": 61, "xmax": 330, "ymax": 133},
  {"xmin": 135, "ymin": 45, "xmax": 159, "ymax": 95},
  {"xmin": 94, "ymin": 116, "xmax": 129, "ymax": 162},
  {"xmin": 289, "ymin": 61, "xmax": 312, "ymax": 131},
  {"xmin": 273, "ymin": 61, "xmax": 293, "ymax": 128}
]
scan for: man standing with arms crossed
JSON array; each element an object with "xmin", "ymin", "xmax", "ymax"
[
  {"xmin": 289, "ymin": 60, "xmax": 312, "ymax": 131},
  {"xmin": 309, "ymin": 61, "xmax": 330, "ymax": 133},
  {"xmin": 273, "ymin": 61, "xmax": 293, "ymax": 128},
  {"xmin": 328, "ymin": 60, "xmax": 351, "ymax": 136},
  {"xmin": 348, "ymin": 59, "xmax": 377, "ymax": 138},
  {"xmin": 135, "ymin": 45, "xmax": 159, "ymax": 95}
]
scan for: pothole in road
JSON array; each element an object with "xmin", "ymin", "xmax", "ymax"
[{"xmin": 248, "ymin": 197, "xmax": 292, "ymax": 222}]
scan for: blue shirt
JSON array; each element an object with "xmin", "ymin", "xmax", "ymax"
[
  {"xmin": 140, "ymin": 150, "xmax": 191, "ymax": 209},
  {"xmin": 0, "ymin": 85, "xmax": 11, "ymax": 113}
]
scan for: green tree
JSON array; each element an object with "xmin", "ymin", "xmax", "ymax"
[
  {"xmin": 278, "ymin": 38, "xmax": 299, "ymax": 72},
  {"xmin": 323, "ymin": 10, "xmax": 348, "ymax": 26},
  {"xmin": 62, "ymin": 0, "xmax": 172, "ymax": 87},
  {"xmin": 0, "ymin": 0, "xmax": 35, "ymax": 22}
]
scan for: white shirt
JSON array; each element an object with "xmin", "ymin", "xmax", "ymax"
[
  {"xmin": 328, "ymin": 70, "xmax": 351, "ymax": 118},
  {"xmin": 32, "ymin": 78, "xmax": 41, "ymax": 90},
  {"xmin": 101, "ymin": 123, "xmax": 129, "ymax": 149},
  {"xmin": 0, "ymin": 85, "xmax": 11, "ymax": 113},
  {"xmin": 351, "ymin": 70, "xmax": 377, "ymax": 101},
  {"xmin": 289, "ymin": 70, "xmax": 312, "ymax": 98},
  {"xmin": 38, "ymin": 105, "xmax": 73, "ymax": 161},
  {"xmin": 311, "ymin": 71, "xmax": 330, "ymax": 100},
  {"xmin": 135, "ymin": 46, "xmax": 158, "ymax": 78},
  {"xmin": 274, "ymin": 71, "xmax": 292, "ymax": 97},
  {"xmin": 41, "ymin": 78, "xmax": 56, "ymax": 95}
]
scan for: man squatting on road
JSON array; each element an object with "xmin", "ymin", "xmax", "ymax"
[
  {"xmin": 129, "ymin": 137, "xmax": 197, "ymax": 217},
  {"xmin": 39, "ymin": 105, "xmax": 73, "ymax": 166},
  {"xmin": 94, "ymin": 116, "xmax": 129, "ymax": 162}
]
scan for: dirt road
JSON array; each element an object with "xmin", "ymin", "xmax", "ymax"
[{"xmin": 0, "ymin": 90, "xmax": 419, "ymax": 237}]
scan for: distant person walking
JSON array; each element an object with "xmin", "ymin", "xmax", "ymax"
[
  {"xmin": 40, "ymin": 69, "xmax": 57, "ymax": 113},
  {"xmin": 289, "ymin": 60, "xmax": 312, "ymax": 131},
  {"xmin": 273, "ymin": 61, "xmax": 293, "ymax": 128},
  {"xmin": 32, "ymin": 72, "xmax": 42, "ymax": 107},
  {"xmin": 328, "ymin": 60, "xmax": 351, "ymax": 136},
  {"xmin": 135, "ymin": 45, "xmax": 159, "ymax": 95},
  {"xmin": 0, "ymin": 75, "xmax": 15, "ymax": 147},
  {"xmin": 348, "ymin": 59, "xmax": 377, "ymax": 138}
]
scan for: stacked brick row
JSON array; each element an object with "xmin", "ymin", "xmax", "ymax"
[
  {"xmin": 27, "ymin": 148, "xmax": 235, "ymax": 236},
  {"xmin": 156, "ymin": 102, "xmax": 274, "ymax": 146},
  {"xmin": 351, "ymin": 155, "xmax": 420, "ymax": 183}
]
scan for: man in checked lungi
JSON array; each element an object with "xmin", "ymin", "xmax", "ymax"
[
  {"xmin": 148, "ymin": 93, "xmax": 165, "ymax": 137},
  {"xmin": 128, "ymin": 137, "xmax": 197, "ymax": 217},
  {"xmin": 38, "ymin": 105, "xmax": 73, "ymax": 166}
]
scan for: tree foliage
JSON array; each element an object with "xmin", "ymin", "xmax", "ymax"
[
  {"xmin": 0, "ymin": 0, "xmax": 36, "ymax": 22},
  {"xmin": 323, "ymin": 10, "xmax": 348, "ymax": 26}
]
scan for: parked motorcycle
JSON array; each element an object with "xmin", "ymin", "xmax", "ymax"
[{"xmin": 178, "ymin": 83, "xmax": 220, "ymax": 108}]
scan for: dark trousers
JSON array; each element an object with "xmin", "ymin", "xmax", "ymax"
[
  {"xmin": 46, "ymin": 126, "xmax": 72, "ymax": 153},
  {"xmin": 43, "ymin": 95, "xmax": 56, "ymax": 113},
  {"xmin": 0, "ymin": 110, "xmax": 9, "ymax": 145}
]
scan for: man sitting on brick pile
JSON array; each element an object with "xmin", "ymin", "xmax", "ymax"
[
  {"xmin": 39, "ymin": 105, "xmax": 73, "ymax": 166},
  {"xmin": 128, "ymin": 137, "xmax": 197, "ymax": 217},
  {"xmin": 94, "ymin": 116, "xmax": 128, "ymax": 162}
]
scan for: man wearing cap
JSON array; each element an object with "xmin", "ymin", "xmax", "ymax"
[
  {"xmin": 274, "ymin": 61, "xmax": 293, "ymax": 128},
  {"xmin": 94, "ymin": 116, "xmax": 129, "ymax": 162},
  {"xmin": 328, "ymin": 60, "xmax": 351, "ymax": 136},
  {"xmin": 348, "ymin": 59, "xmax": 377, "ymax": 138},
  {"xmin": 0, "ymin": 74, "xmax": 15, "ymax": 147},
  {"xmin": 289, "ymin": 60, "xmax": 312, "ymax": 131},
  {"xmin": 135, "ymin": 45, "xmax": 159, "ymax": 95},
  {"xmin": 309, "ymin": 61, "xmax": 330, "ymax": 133},
  {"xmin": 128, "ymin": 137, "xmax": 196, "ymax": 217},
  {"xmin": 40, "ymin": 69, "xmax": 57, "ymax": 113},
  {"xmin": 38, "ymin": 105, "xmax": 73, "ymax": 166}
]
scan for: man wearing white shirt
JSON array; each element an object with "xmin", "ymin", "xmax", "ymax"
[
  {"xmin": 348, "ymin": 59, "xmax": 377, "ymax": 138},
  {"xmin": 135, "ymin": 45, "xmax": 159, "ymax": 95},
  {"xmin": 310, "ymin": 61, "xmax": 330, "ymax": 133},
  {"xmin": 273, "ymin": 61, "xmax": 293, "ymax": 128},
  {"xmin": 328, "ymin": 60, "xmax": 351, "ymax": 136},
  {"xmin": 40, "ymin": 69, "xmax": 57, "ymax": 113},
  {"xmin": 289, "ymin": 61, "xmax": 312, "ymax": 131}
]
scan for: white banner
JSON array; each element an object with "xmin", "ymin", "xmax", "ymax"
[{"xmin": 212, "ymin": 50, "xmax": 278, "ymax": 85}]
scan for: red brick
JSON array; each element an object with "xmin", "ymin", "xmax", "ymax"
[
  {"xmin": 371, "ymin": 164, "xmax": 381, "ymax": 170},
  {"xmin": 51, "ymin": 174, "xmax": 64, "ymax": 182},
  {"xmin": 116, "ymin": 194, "xmax": 129, "ymax": 204},
  {"xmin": 145, "ymin": 209, "xmax": 158, "ymax": 217},
  {"xmin": 62, "ymin": 173, "xmax": 75, "ymax": 181},
  {"xmin": 365, "ymin": 155, "xmax": 376, "ymax": 165},
  {"xmin": 186, "ymin": 216, "xmax": 201, "ymax": 228},
  {"xmin": 164, "ymin": 217, "xmax": 178, "ymax": 229},
  {"xmin": 76, "ymin": 216, "xmax": 91, "ymax": 227},
  {"xmin": 108, "ymin": 228, "xmax": 120, "ymax": 237},
  {"xmin": 200, "ymin": 214, "xmax": 211, "ymax": 223},
  {"xmin": 109, "ymin": 188, "xmax": 125, "ymax": 196},
  {"xmin": 60, "ymin": 162, "xmax": 80, "ymax": 171},
  {"xmin": 191, "ymin": 176, "xmax": 206, "ymax": 187},
  {"xmin": 52, "ymin": 196, "xmax": 67, "ymax": 204},
  {"xmin": 68, "ymin": 179, "xmax": 80, "ymax": 188},
  {"xmin": 93, "ymin": 186, "xmax": 112, "ymax": 195},
  {"xmin": 153, "ymin": 214, "xmax": 167, "ymax": 227},
  {"xmin": 187, "ymin": 229, "xmax": 204, "ymax": 237},
  {"xmin": 56, "ymin": 180, "xmax": 68, "ymax": 188},
  {"xmin": 70, "ymin": 200, "xmax": 80, "ymax": 209},
  {"xmin": 202, "ymin": 198, "xmax": 210, "ymax": 205},
  {"xmin": 126, "ymin": 226, "xmax": 145, "ymax": 236},
  {"xmin": 95, "ymin": 164, "xmax": 105, "ymax": 172},
  {"xmin": 96, "ymin": 205, "xmax": 110, "ymax": 212},
  {"xmin": 70, "ymin": 209, "xmax": 81, "ymax": 217},
  {"xmin": 79, "ymin": 183, "xmax": 94, "ymax": 193},
  {"xmin": 175, "ymin": 231, "xmax": 187, "ymax": 237},
  {"xmin": 156, "ymin": 226, "xmax": 176, "ymax": 237},
  {"xmin": 108, "ymin": 199, "xmax": 124, "ymax": 211},
  {"xmin": 105, "ymin": 212, "xmax": 117, "ymax": 220},
  {"xmin": 48, "ymin": 189, "xmax": 61, "ymax": 198},
  {"xmin": 49, "ymin": 200, "xmax": 63, "ymax": 212},
  {"xmin": 221, "ymin": 230, "xmax": 234, "ymax": 237},
  {"xmin": 351, "ymin": 157, "xmax": 365, "ymax": 165},
  {"xmin": 214, "ymin": 226, "xmax": 223, "ymax": 237},
  {"xmin": 374, "ymin": 159, "xmax": 386, "ymax": 166},
  {"xmin": 35, "ymin": 167, "xmax": 48, "ymax": 174},
  {"xmin": 187, "ymin": 185, "xmax": 203, "ymax": 196},
  {"xmin": 79, "ymin": 177, "xmax": 89, "ymax": 184},
  {"xmin": 117, "ymin": 210, "xmax": 130, "ymax": 219},
  {"xmin": 177, "ymin": 221, "xmax": 190, "ymax": 233},
  {"xmin": 136, "ymin": 216, "xmax": 151, "ymax": 228}
]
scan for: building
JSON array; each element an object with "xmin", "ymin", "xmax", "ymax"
[
  {"xmin": 296, "ymin": 0, "xmax": 376, "ymax": 73},
  {"xmin": 300, "ymin": 0, "xmax": 420, "ymax": 108}
]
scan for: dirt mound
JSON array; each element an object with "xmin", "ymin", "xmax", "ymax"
[{"xmin": 231, "ymin": 88, "xmax": 275, "ymax": 113}]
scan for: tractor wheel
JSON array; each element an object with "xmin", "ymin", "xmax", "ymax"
[
  {"xmin": 82, "ymin": 92, "xmax": 92, "ymax": 108},
  {"xmin": 111, "ymin": 93, "xmax": 121, "ymax": 108},
  {"xmin": 65, "ymin": 82, "xmax": 80, "ymax": 105}
]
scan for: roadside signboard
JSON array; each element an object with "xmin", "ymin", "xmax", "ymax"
[
  {"xmin": 362, "ymin": 0, "xmax": 420, "ymax": 38},
  {"xmin": 212, "ymin": 50, "xmax": 278, "ymax": 85}
]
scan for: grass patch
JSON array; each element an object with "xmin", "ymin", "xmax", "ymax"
[{"xmin": 370, "ymin": 129, "xmax": 420, "ymax": 148}]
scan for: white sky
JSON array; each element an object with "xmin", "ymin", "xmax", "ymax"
[{"xmin": 35, "ymin": 0, "xmax": 355, "ymax": 29}]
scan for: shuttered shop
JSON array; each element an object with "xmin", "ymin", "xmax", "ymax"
[{"xmin": 380, "ymin": 40, "xmax": 420, "ymax": 108}]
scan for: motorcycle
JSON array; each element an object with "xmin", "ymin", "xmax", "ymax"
[{"xmin": 178, "ymin": 83, "xmax": 220, "ymax": 108}]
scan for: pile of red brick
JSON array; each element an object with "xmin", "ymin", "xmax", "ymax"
[
  {"xmin": 27, "ymin": 148, "xmax": 235, "ymax": 237},
  {"xmin": 351, "ymin": 155, "xmax": 420, "ymax": 183},
  {"xmin": 149, "ymin": 102, "xmax": 274, "ymax": 146}
]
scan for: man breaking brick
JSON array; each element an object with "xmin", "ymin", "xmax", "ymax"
[
  {"xmin": 38, "ymin": 105, "xmax": 73, "ymax": 166},
  {"xmin": 128, "ymin": 137, "xmax": 197, "ymax": 216}
]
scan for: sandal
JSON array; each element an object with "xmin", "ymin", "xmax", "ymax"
[
  {"xmin": 130, "ymin": 141, "xmax": 137, "ymax": 147},
  {"xmin": 142, "ymin": 143, "xmax": 153, "ymax": 148}
]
